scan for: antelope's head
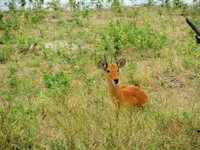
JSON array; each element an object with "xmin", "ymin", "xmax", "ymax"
[{"xmin": 99, "ymin": 55, "xmax": 126, "ymax": 86}]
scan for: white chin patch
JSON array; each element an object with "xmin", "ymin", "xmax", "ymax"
[{"xmin": 112, "ymin": 82, "xmax": 119, "ymax": 86}]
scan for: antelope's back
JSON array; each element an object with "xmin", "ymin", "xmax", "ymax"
[{"xmin": 121, "ymin": 85, "xmax": 148, "ymax": 106}]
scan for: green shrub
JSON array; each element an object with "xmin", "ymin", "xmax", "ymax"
[
  {"xmin": 0, "ymin": 48, "xmax": 12, "ymax": 63},
  {"xmin": 100, "ymin": 20, "xmax": 169, "ymax": 57},
  {"xmin": 42, "ymin": 71, "xmax": 71, "ymax": 90},
  {"xmin": 16, "ymin": 36, "xmax": 43, "ymax": 53}
]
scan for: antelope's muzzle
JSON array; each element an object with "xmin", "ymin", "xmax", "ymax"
[{"xmin": 113, "ymin": 78, "xmax": 119, "ymax": 85}]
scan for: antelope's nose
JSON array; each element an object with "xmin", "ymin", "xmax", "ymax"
[{"xmin": 114, "ymin": 78, "xmax": 119, "ymax": 85}]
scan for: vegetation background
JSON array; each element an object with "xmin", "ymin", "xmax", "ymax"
[{"xmin": 0, "ymin": 0, "xmax": 199, "ymax": 149}]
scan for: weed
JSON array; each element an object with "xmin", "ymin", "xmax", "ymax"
[
  {"xmin": 42, "ymin": 71, "xmax": 71, "ymax": 90},
  {"xmin": 47, "ymin": 0, "xmax": 61, "ymax": 11},
  {"xmin": 82, "ymin": 5, "xmax": 91, "ymax": 19},
  {"xmin": 96, "ymin": 0, "xmax": 104, "ymax": 9},
  {"xmin": 28, "ymin": 8, "xmax": 47, "ymax": 24},
  {"xmin": 71, "ymin": 11, "xmax": 83, "ymax": 26},
  {"xmin": 7, "ymin": 65, "xmax": 19, "ymax": 89},
  {"xmin": 16, "ymin": 35, "xmax": 43, "ymax": 53},
  {"xmin": 111, "ymin": 0, "xmax": 123, "ymax": 13},
  {"xmin": 0, "ymin": 48, "xmax": 12, "ymax": 63},
  {"xmin": 100, "ymin": 19, "xmax": 169, "ymax": 57},
  {"xmin": 68, "ymin": 0, "xmax": 79, "ymax": 11},
  {"xmin": 0, "ymin": 3, "xmax": 199, "ymax": 150}
]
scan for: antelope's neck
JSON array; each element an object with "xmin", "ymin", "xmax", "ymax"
[{"xmin": 107, "ymin": 83, "xmax": 123, "ymax": 101}]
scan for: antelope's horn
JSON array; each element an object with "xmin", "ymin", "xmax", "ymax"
[
  {"xmin": 104, "ymin": 54, "xmax": 108, "ymax": 63},
  {"xmin": 114, "ymin": 52, "xmax": 117, "ymax": 63},
  {"xmin": 186, "ymin": 17, "xmax": 200, "ymax": 36}
]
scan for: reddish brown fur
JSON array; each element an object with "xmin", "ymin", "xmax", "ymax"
[{"xmin": 100, "ymin": 60, "xmax": 148, "ymax": 107}]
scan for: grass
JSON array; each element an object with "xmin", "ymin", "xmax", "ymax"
[{"xmin": 0, "ymin": 4, "xmax": 200, "ymax": 149}]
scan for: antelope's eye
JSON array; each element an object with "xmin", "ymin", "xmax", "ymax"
[
  {"xmin": 106, "ymin": 70, "xmax": 110, "ymax": 73},
  {"xmin": 117, "ymin": 70, "xmax": 119, "ymax": 72}
]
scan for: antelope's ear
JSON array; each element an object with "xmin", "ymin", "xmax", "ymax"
[
  {"xmin": 99, "ymin": 60, "xmax": 108, "ymax": 70},
  {"xmin": 116, "ymin": 58, "xmax": 126, "ymax": 68}
]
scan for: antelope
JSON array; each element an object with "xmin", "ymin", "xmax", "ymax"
[{"xmin": 99, "ymin": 55, "xmax": 148, "ymax": 107}]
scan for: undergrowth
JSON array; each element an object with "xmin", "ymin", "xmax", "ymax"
[{"xmin": 0, "ymin": 2, "xmax": 199, "ymax": 149}]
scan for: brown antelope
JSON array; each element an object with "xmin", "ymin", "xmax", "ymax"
[{"xmin": 99, "ymin": 55, "xmax": 148, "ymax": 107}]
